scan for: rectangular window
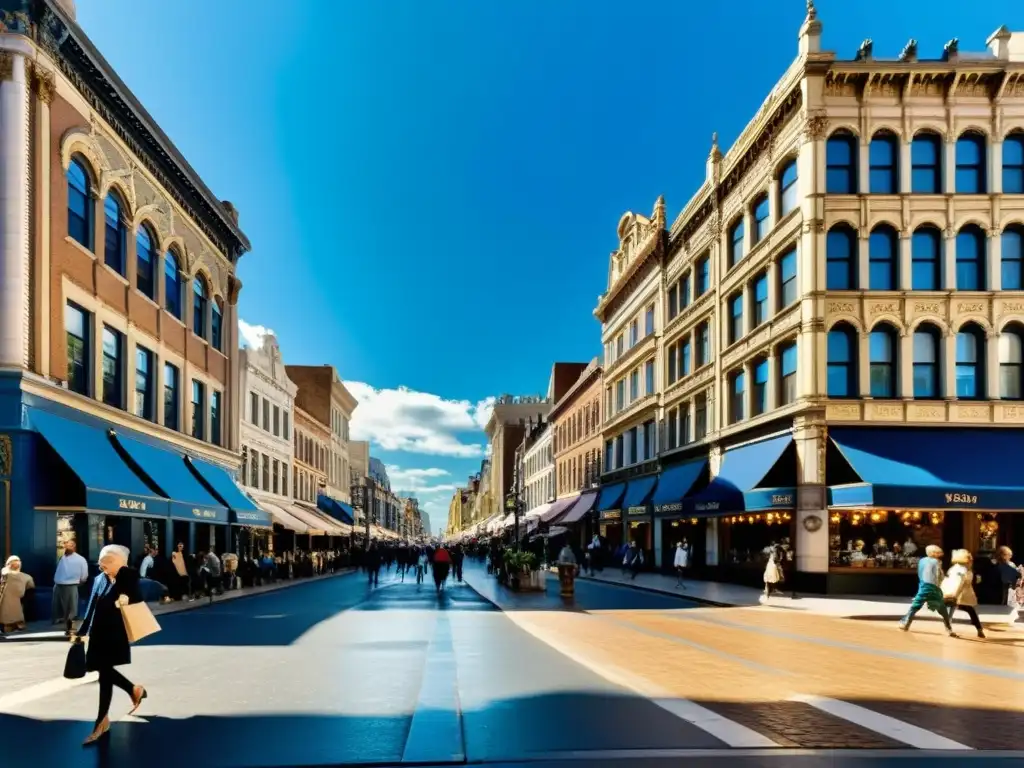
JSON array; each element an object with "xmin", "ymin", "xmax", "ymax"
[
  {"xmin": 695, "ymin": 394, "xmax": 708, "ymax": 439},
  {"xmin": 681, "ymin": 405, "xmax": 692, "ymax": 445},
  {"xmin": 605, "ymin": 440, "xmax": 614, "ymax": 473},
  {"xmin": 730, "ymin": 372, "xmax": 745, "ymax": 424},
  {"xmin": 626, "ymin": 427, "xmax": 638, "ymax": 465},
  {"xmin": 696, "ymin": 256, "xmax": 710, "ymax": 296},
  {"xmin": 191, "ymin": 380, "xmax": 205, "ymax": 440},
  {"xmin": 644, "ymin": 359, "xmax": 655, "ymax": 395},
  {"xmin": 753, "ymin": 196, "xmax": 770, "ymax": 243},
  {"xmin": 730, "ymin": 293, "xmax": 744, "ymax": 344},
  {"xmin": 210, "ymin": 390, "xmax": 222, "ymax": 446},
  {"xmin": 667, "ymin": 342, "xmax": 678, "ymax": 384},
  {"xmin": 262, "ymin": 453, "xmax": 270, "ymax": 492},
  {"xmin": 250, "ymin": 392, "xmax": 259, "ymax": 424},
  {"xmin": 753, "ymin": 273, "xmax": 769, "ymax": 327},
  {"xmin": 135, "ymin": 346, "xmax": 154, "ymax": 421},
  {"xmin": 272, "ymin": 459, "xmax": 279, "ymax": 495},
  {"xmin": 65, "ymin": 302, "xmax": 90, "ymax": 396},
  {"xmin": 273, "ymin": 405, "xmax": 280, "ymax": 437},
  {"xmin": 629, "ymin": 368, "xmax": 640, "ymax": 400},
  {"xmin": 262, "ymin": 399, "xmax": 270, "ymax": 431},
  {"xmin": 282, "ymin": 464, "xmax": 288, "ymax": 497},
  {"xmin": 614, "ymin": 434, "xmax": 624, "ymax": 469},
  {"xmin": 668, "ymin": 284, "xmax": 679, "ymax": 320},
  {"xmin": 680, "ymin": 274, "xmax": 691, "ymax": 309},
  {"xmin": 753, "ymin": 359, "xmax": 769, "ymax": 416},
  {"xmin": 249, "ymin": 450, "xmax": 259, "ymax": 486},
  {"xmin": 644, "ymin": 304, "xmax": 655, "ymax": 336},
  {"xmin": 643, "ymin": 419, "xmax": 656, "ymax": 459},
  {"xmin": 164, "ymin": 363, "xmax": 179, "ymax": 430},
  {"xmin": 615, "ymin": 379, "xmax": 625, "ymax": 411},
  {"xmin": 696, "ymin": 322, "xmax": 710, "ymax": 367},
  {"xmin": 667, "ymin": 407, "xmax": 678, "ymax": 449},
  {"xmin": 681, "ymin": 340, "xmax": 691, "ymax": 376},
  {"xmin": 211, "ymin": 305, "xmax": 222, "ymax": 351},
  {"xmin": 615, "ymin": 334, "xmax": 624, "ymax": 357},
  {"xmin": 101, "ymin": 326, "xmax": 123, "ymax": 409},
  {"xmin": 780, "ymin": 343, "xmax": 798, "ymax": 405},
  {"xmin": 780, "ymin": 248, "xmax": 798, "ymax": 307},
  {"xmin": 283, "ymin": 411, "xmax": 291, "ymax": 440},
  {"xmin": 629, "ymin": 320, "xmax": 639, "ymax": 347}
]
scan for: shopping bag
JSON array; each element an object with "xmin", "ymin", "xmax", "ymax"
[
  {"xmin": 63, "ymin": 641, "xmax": 87, "ymax": 679},
  {"xmin": 121, "ymin": 601, "xmax": 161, "ymax": 643}
]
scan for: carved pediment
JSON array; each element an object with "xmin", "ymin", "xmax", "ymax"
[{"xmin": 606, "ymin": 196, "xmax": 666, "ymax": 291}]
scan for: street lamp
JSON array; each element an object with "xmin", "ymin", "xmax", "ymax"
[{"xmin": 505, "ymin": 490, "xmax": 520, "ymax": 550}]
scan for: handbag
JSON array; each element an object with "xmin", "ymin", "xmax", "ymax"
[
  {"xmin": 121, "ymin": 601, "xmax": 161, "ymax": 643},
  {"xmin": 63, "ymin": 641, "xmax": 87, "ymax": 679}
]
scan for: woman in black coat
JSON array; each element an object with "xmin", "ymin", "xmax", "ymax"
[{"xmin": 75, "ymin": 544, "xmax": 147, "ymax": 746}]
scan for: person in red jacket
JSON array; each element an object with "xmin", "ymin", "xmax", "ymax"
[{"xmin": 432, "ymin": 547, "xmax": 451, "ymax": 593}]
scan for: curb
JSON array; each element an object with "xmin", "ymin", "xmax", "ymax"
[
  {"xmin": 0, "ymin": 569, "xmax": 357, "ymax": 642},
  {"xmin": 572, "ymin": 573, "xmax": 734, "ymax": 608}
]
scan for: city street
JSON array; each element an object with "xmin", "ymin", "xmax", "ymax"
[{"xmin": 0, "ymin": 567, "xmax": 1021, "ymax": 767}]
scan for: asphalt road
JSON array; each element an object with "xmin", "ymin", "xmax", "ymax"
[{"xmin": 0, "ymin": 565, "xmax": 1018, "ymax": 768}]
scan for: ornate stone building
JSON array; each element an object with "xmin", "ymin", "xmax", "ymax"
[
  {"xmin": 0, "ymin": 0, "xmax": 268, "ymax": 580},
  {"xmin": 608, "ymin": 7, "xmax": 1024, "ymax": 593}
]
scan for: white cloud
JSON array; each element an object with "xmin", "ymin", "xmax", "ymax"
[
  {"xmin": 239, "ymin": 318, "xmax": 273, "ymax": 349},
  {"xmin": 387, "ymin": 465, "xmax": 459, "ymax": 497},
  {"xmin": 344, "ymin": 382, "xmax": 491, "ymax": 458}
]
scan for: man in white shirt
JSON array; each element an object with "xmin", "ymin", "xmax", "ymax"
[
  {"xmin": 139, "ymin": 545, "xmax": 154, "ymax": 579},
  {"xmin": 52, "ymin": 540, "xmax": 89, "ymax": 634}
]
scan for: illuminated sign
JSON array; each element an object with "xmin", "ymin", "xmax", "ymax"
[
  {"xmin": 659, "ymin": 503, "xmax": 682, "ymax": 513},
  {"xmin": 694, "ymin": 502, "xmax": 720, "ymax": 512},
  {"xmin": 234, "ymin": 511, "xmax": 266, "ymax": 522},
  {"xmin": 601, "ymin": 510, "xmax": 622, "ymax": 520},
  {"xmin": 627, "ymin": 506, "xmax": 647, "ymax": 515},
  {"xmin": 771, "ymin": 494, "xmax": 793, "ymax": 506},
  {"xmin": 944, "ymin": 492, "xmax": 979, "ymax": 505},
  {"xmin": 192, "ymin": 508, "xmax": 219, "ymax": 520},
  {"xmin": 118, "ymin": 498, "xmax": 147, "ymax": 512}
]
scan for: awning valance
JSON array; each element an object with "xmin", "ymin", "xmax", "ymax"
[
  {"xmin": 259, "ymin": 500, "xmax": 310, "ymax": 533},
  {"xmin": 541, "ymin": 496, "xmax": 577, "ymax": 522},
  {"xmin": 557, "ymin": 491, "xmax": 598, "ymax": 525},
  {"xmin": 187, "ymin": 456, "xmax": 271, "ymax": 528},
  {"xmin": 317, "ymin": 494, "xmax": 355, "ymax": 525}
]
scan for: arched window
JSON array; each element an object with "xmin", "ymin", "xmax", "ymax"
[
  {"xmin": 778, "ymin": 159, "xmax": 798, "ymax": 217},
  {"xmin": 211, "ymin": 299, "xmax": 223, "ymax": 351},
  {"xmin": 136, "ymin": 224, "xmax": 155, "ymax": 299},
  {"xmin": 164, "ymin": 250, "xmax": 182, "ymax": 319},
  {"xmin": 827, "ymin": 323, "xmax": 857, "ymax": 397},
  {"xmin": 869, "ymin": 131, "xmax": 899, "ymax": 193},
  {"xmin": 826, "ymin": 130, "xmax": 858, "ymax": 194},
  {"xmin": 728, "ymin": 216, "xmax": 744, "ymax": 268},
  {"xmin": 1004, "ymin": 225, "xmax": 1024, "ymax": 290},
  {"xmin": 999, "ymin": 324, "xmax": 1024, "ymax": 400},
  {"xmin": 955, "ymin": 131, "xmax": 987, "ymax": 194},
  {"xmin": 912, "ymin": 324, "xmax": 941, "ymax": 399},
  {"xmin": 826, "ymin": 224, "xmax": 857, "ymax": 289},
  {"xmin": 911, "ymin": 132, "xmax": 943, "ymax": 193},
  {"xmin": 752, "ymin": 193, "xmax": 770, "ymax": 244},
  {"xmin": 869, "ymin": 324, "xmax": 898, "ymax": 398},
  {"xmin": 1005, "ymin": 132, "xmax": 1024, "ymax": 194},
  {"xmin": 67, "ymin": 157, "xmax": 92, "ymax": 249},
  {"xmin": 193, "ymin": 275, "xmax": 208, "ymax": 338},
  {"xmin": 911, "ymin": 226, "xmax": 942, "ymax": 290},
  {"xmin": 868, "ymin": 224, "xmax": 898, "ymax": 290},
  {"xmin": 956, "ymin": 324, "xmax": 985, "ymax": 399},
  {"xmin": 103, "ymin": 193, "xmax": 126, "ymax": 275},
  {"xmin": 956, "ymin": 224, "xmax": 986, "ymax": 290}
]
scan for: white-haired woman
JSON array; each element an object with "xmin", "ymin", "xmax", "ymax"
[
  {"xmin": 942, "ymin": 549, "xmax": 985, "ymax": 638},
  {"xmin": 74, "ymin": 544, "xmax": 147, "ymax": 746},
  {"xmin": 0, "ymin": 556, "xmax": 34, "ymax": 632}
]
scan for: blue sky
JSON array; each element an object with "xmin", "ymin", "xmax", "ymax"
[{"xmin": 76, "ymin": 0, "xmax": 1016, "ymax": 532}]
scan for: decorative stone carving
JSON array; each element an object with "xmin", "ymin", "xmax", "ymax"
[
  {"xmin": 899, "ymin": 39, "xmax": 918, "ymax": 62},
  {"xmin": 227, "ymin": 275, "xmax": 243, "ymax": 306},
  {"xmin": 816, "ymin": 425, "xmax": 827, "ymax": 484},
  {"xmin": 0, "ymin": 51, "xmax": 13, "ymax": 82},
  {"xmin": 804, "ymin": 114, "xmax": 828, "ymax": 141},
  {"xmin": 708, "ymin": 445, "xmax": 722, "ymax": 478},
  {"xmin": 826, "ymin": 402, "xmax": 861, "ymax": 421},
  {"xmin": 30, "ymin": 65, "xmax": 56, "ymax": 104}
]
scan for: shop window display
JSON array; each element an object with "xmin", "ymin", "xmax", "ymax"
[
  {"xmin": 56, "ymin": 513, "xmax": 77, "ymax": 562},
  {"xmin": 828, "ymin": 509, "xmax": 943, "ymax": 569},
  {"xmin": 722, "ymin": 512, "xmax": 793, "ymax": 566}
]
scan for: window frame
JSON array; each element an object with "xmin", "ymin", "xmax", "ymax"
[
  {"xmin": 826, "ymin": 224, "xmax": 857, "ymax": 290},
  {"xmin": 165, "ymin": 251, "xmax": 182, "ymax": 319},
  {"xmin": 956, "ymin": 225, "xmax": 986, "ymax": 291},
  {"xmin": 1004, "ymin": 133, "xmax": 1024, "ymax": 194},
  {"xmin": 779, "ymin": 342, "xmax": 798, "ymax": 405},
  {"xmin": 752, "ymin": 194, "xmax": 770, "ymax": 243},
  {"xmin": 103, "ymin": 193, "xmax": 127, "ymax": 276},
  {"xmin": 911, "ymin": 226, "xmax": 943, "ymax": 290},
  {"xmin": 955, "ymin": 325, "xmax": 985, "ymax": 400},
  {"xmin": 868, "ymin": 225, "xmax": 899, "ymax": 290},
  {"xmin": 868, "ymin": 131, "xmax": 899, "ymax": 194},
  {"xmin": 101, "ymin": 325, "xmax": 124, "ymax": 409},
  {"xmin": 164, "ymin": 362, "xmax": 179, "ymax": 431},
  {"xmin": 779, "ymin": 159, "xmax": 798, "ymax": 217},
  {"xmin": 999, "ymin": 327, "xmax": 1024, "ymax": 400},
  {"xmin": 191, "ymin": 379, "xmax": 206, "ymax": 440},
  {"xmin": 135, "ymin": 345, "xmax": 154, "ymax": 421},
  {"xmin": 136, "ymin": 223, "xmax": 156, "ymax": 299},
  {"xmin": 910, "ymin": 132, "xmax": 943, "ymax": 194},
  {"xmin": 826, "ymin": 325, "xmax": 857, "ymax": 398},
  {"xmin": 65, "ymin": 301, "xmax": 90, "ymax": 397},
  {"xmin": 1001, "ymin": 225, "xmax": 1024, "ymax": 291},
  {"xmin": 826, "ymin": 131, "xmax": 858, "ymax": 194},
  {"xmin": 955, "ymin": 131, "xmax": 987, "ymax": 194},
  {"xmin": 869, "ymin": 325, "xmax": 898, "ymax": 399},
  {"xmin": 912, "ymin": 326, "xmax": 941, "ymax": 399},
  {"xmin": 728, "ymin": 217, "xmax": 745, "ymax": 268},
  {"xmin": 67, "ymin": 157, "xmax": 93, "ymax": 250}
]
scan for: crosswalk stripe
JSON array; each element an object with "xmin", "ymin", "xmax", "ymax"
[
  {"xmin": 791, "ymin": 694, "xmax": 972, "ymax": 750},
  {"xmin": 503, "ymin": 614, "xmax": 778, "ymax": 748}
]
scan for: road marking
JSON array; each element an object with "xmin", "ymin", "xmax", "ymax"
[
  {"xmin": 401, "ymin": 614, "xmax": 465, "ymax": 764},
  {"xmin": 503, "ymin": 614, "xmax": 778, "ymax": 749},
  {"xmin": 792, "ymin": 694, "xmax": 972, "ymax": 751},
  {"xmin": 0, "ymin": 673, "xmax": 96, "ymax": 711}
]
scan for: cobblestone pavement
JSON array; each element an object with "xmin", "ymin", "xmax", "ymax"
[{"xmin": 1, "ymin": 565, "xmax": 1020, "ymax": 766}]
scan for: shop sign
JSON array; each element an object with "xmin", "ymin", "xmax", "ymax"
[
  {"xmin": 658, "ymin": 503, "xmax": 682, "ymax": 513},
  {"xmin": 694, "ymin": 501, "xmax": 720, "ymax": 512},
  {"xmin": 118, "ymin": 498, "xmax": 147, "ymax": 512},
  {"xmin": 770, "ymin": 494, "xmax": 793, "ymax": 506},
  {"xmin": 234, "ymin": 511, "xmax": 265, "ymax": 522},
  {"xmin": 944, "ymin": 492, "xmax": 979, "ymax": 505},
  {"xmin": 192, "ymin": 508, "xmax": 219, "ymax": 520},
  {"xmin": 627, "ymin": 506, "xmax": 647, "ymax": 515},
  {"xmin": 601, "ymin": 510, "xmax": 622, "ymax": 520}
]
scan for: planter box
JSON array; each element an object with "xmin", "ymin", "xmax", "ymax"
[{"xmin": 514, "ymin": 569, "xmax": 545, "ymax": 592}]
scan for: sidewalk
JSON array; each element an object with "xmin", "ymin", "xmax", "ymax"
[
  {"xmin": 1, "ymin": 568, "xmax": 356, "ymax": 642},
  {"xmin": 574, "ymin": 568, "xmax": 1022, "ymax": 626}
]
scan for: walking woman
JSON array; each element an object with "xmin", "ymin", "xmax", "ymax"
[
  {"xmin": 942, "ymin": 549, "xmax": 985, "ymax": 638},
  {"xmin": 74, "ymin": 545, "xmax": 147, "ymax": 746},
  {"xmin": 432, "ymin": 545, "xmax": 451, "ymax": 593},
  {"xmin": 995, "ymin": 546, "xmax": 1024, "ymax": 626}
]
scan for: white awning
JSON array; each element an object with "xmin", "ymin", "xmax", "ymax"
[{"xmin": 524, "ymin": 502, "xmax": 553, "ymax": 520}]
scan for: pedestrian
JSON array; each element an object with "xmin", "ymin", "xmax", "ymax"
[
  {"xmin": 416, "ymin": 549, "xmax": 428, "ymax": 585},
  {"xmin": 365, "ymin": 542, "xmax": 381, "ymax": 587},
  {"xmin": 941, "ymin": 549, "xmax": 985, "ymax": 639},
  {"xmin": 453, "ymin": 545, "xmax": 464, "ymax": 583},
  {"xmin": 899, "ymin": 544, "xmax": 957, "ymax": 637},
  {"xmin": 586, "ymin": 534, "xmax": 601, "ymax": 576},
  {"xmin": 626, "ymin": 541, "xmax": 643, "ymax": 580},
  {"xmin": 763, "ymin": 543, "xmax": 783, "ymax": 598},
  {"xmin": 674, "ymin": 540, "xmax": 690, "ymax": 590},
  {"xmin": 1, "ymin": 556, "xmax": 34, "ymax": 633},
  {"xmin": 74, "ymin": 545, "xmax": 148, "ymax": 746},
  {"xmin": 432, "ymin": 545, "xmax": 451, "ymax": 593},
  {"xmin": 170, "ymin": 542, "xmax": 190, "ymax": 601},
  {"xmin": 52, "ymin": 539, "xmax": 89, "ymax": 635},
  {"xmin": 995, "ymin": 546, "xmax": 1024, "ymax": 627}
]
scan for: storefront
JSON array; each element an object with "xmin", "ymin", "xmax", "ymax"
[
  {"xmin": 186, "ymin": 455, "xmax": 273, "ymax": 557},
  {"xmin": 595, "ymin": 483, "xmax": 626, "ymax": 549},
  {"xmin": 825, "ymin": 427, "xmax": 1024, "ymax": 596},
  {"xmin": 554, "ymin": 491, "xmax": 597, "ymax": 546},
  {"xmin": 651, "ymin": 457, "xmax": 708, "ymax": 570},
  {"xmin": 622, "ymin": 475, "xmax": 657, "ymax": 556},
  {"xmin": 687, "ymin": 434, "xmax": 796, "ymax": 587}
]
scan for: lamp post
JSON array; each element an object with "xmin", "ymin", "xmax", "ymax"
[{"xmin": 505, "ymin": 490, "xmax": 520, "ymax": 551}]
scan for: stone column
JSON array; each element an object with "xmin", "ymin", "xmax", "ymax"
[
  {"xmin": 31, "ymin": 66, "xmax": 55, "ymax": 377},
  {"xmin": 793, "ymin": 416, "xmax": 828, "ymax": 588},
  {"xmin": 858, "ymin": 332, "xmax": 871, "ymax": 396},
  {"xmin": 899, "ymin": 139, "xmax": 912, "ymax": 195},
  {"xmin": 944, "ymin": 139, "xmax": 956, "ymax": 195},
  {"xmin": 768, "ymin": 178, "xmax": 780, "ymax": 228},
  {"xmin": 942, "ymin": 332, "xmax": 957, "ymax": 400},
  {"xmin": 742, "ymin": 361, "xmax": 753, "ymax": 422},
  {"xmin": 985, "ymin": 333, "xmax": 1000, "ymax": 400},
  {"xmin": 766, "ymin": 348, "xmax": 778, "ymax": 411},
  {"xmin": 944, "ymin": 228, "xmax": 957, "ymax": 290},
  {"xmin": 857, "ymin": 231, "xmax": 870, "ymax": 290},
  {"xmin": 227, "ymin": 277, "xmax": 242, "ymax": 452},
  {"xmin": 0, "ymin": 52, "xmax": 31, "ymax": 367},
  {"xmin": 766, "ymin": 257, "xmax": 779, "ymax": 315},
  {"xmin": 988, "ymin": 226, "xmax": 1002, "ymax": 292},
  {"xmin": 899, "ymin": 231, "xmax": 912, "ymax": 291},
  {"xmin": 990, "ymin": 139, "xmax": 1003, "ymax": 196},
  {"xmin": 898, "ymin": 332, "xmax": 913, "ymax": 400},
  {"xmin": 858, "ymin": 137, "xmax": 870, "ymax": 195}
]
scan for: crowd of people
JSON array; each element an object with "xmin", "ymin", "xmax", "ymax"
[{"xmin": 356, "ymin": 542, "xmax": 466, "ymax": 593}]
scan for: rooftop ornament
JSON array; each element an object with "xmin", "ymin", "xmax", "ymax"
[
  {"xmin": 805, "ymin": 0, "xmax": 816, "ymax": 20},
  {"xmin": 899, "ymin": 39, "xmax": 918, "ymax": 62},
  {"xmin": 856, "ymin": 39, "xmax": 873, "ymax": 61},
  {"xmin": 943, "ymin": 38, "xmax": 960, "ymax": 61}
]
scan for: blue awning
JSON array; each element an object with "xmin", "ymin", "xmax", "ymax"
[
  {"xmin": 622, "ymin": 476, "xmax": 657, "ymax": 509},
  {"xmin": 597, "ymin": 482, "xmax": 626, "ymax": 512},
  {"xmin": 114, "ymin": 435, "xmax": 228, "ymax": 524},
  {"xmin": 186, "ymin": 456, "xmax": 271, "ymax": 527},
  {"xmin": 652, "ymin": 458, "xmax": 707, "ymax": 511},
  {"xmin": 829, "ymin": 428, "xmax": 1024, "ymax": 510},
  {"xmin": 31, "ymin": 410, "xmax": 168, "ymax": 517},
  {"xmin": 318, "ymin": 494, "xmax": 355, "ymax": 525},
  {"xmin": 686, "ymin": 434, "xmax": 795, "ymax": 516}
]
